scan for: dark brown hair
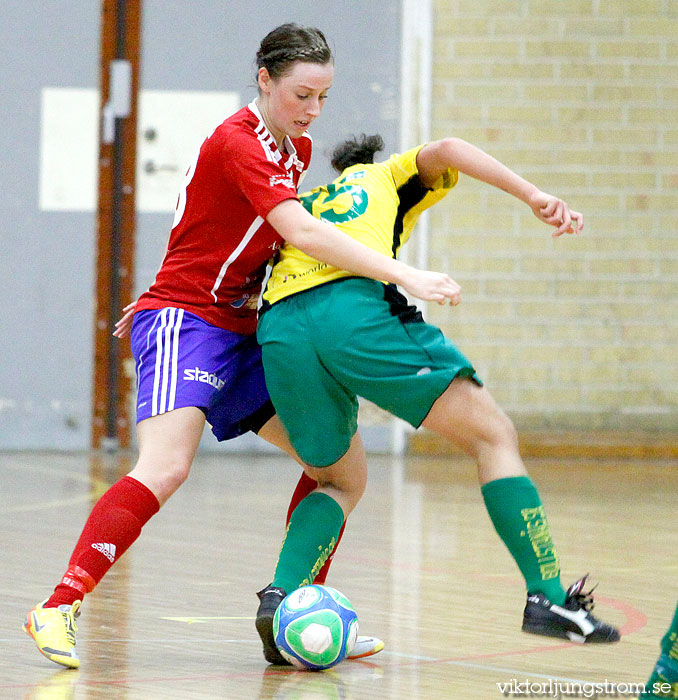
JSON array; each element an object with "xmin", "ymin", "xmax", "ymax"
[
  {"xmin": 330, "ymin": 134, "xmax": 385, "ymax": 173},
  {"xmin": 256, "ymin": 23, "xmax": 333, "ymax": 80}
]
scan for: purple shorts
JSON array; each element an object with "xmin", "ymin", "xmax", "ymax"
[{"xmin": 130, "ymin": 307, "xmax": 274, "ymax": 441}]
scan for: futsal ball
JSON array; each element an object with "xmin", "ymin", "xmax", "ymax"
[{"xmin": 273, "ymin": 584, "xmax": 359, "ymax": 670}]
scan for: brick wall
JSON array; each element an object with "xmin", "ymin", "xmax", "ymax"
[{"xmin": 426, "ymin": 0, "xmax": 678, "ymax": 431}]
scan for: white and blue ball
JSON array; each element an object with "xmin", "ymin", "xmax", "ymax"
[{"xmin": 273, "ymin": 584, "xmax": 359, "ymax": 670}]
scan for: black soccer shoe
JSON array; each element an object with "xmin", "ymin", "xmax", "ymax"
[
  {"xmin": 255, "ymin": 585, "xmax": 291, "ymax": 665},
  {"xmin": 522, "ymin": 575, "xmax": 620, "ymax": 643}
]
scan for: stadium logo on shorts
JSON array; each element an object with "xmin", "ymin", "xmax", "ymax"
[{"xmin": 183, "ymin": 367, "xmax": 226, "ymax": 391}]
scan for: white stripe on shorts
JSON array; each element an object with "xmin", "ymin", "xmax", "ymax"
[
  {"xmin": 151, "ymin": 309, "xmax": 169, "ymax": 416},
  {"xmin": 168, "ymin": 308, "xmax": 184, "ymax": 411},
  {"xmin": 151, "ymin": 308, "xmax": 184, "ymax": 416},
  {"xmin": 159, "ymin": 308, "xmax": 174, "ymax": 413}
]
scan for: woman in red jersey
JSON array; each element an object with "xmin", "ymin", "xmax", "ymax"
[{"xmin": 23, "ymin": 23, "xmax": 459, "ymax": 670}]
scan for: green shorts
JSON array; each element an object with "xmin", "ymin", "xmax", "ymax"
[{"xmin": 257, "ymin": 278, "xmax": 482, "ymax": 467}]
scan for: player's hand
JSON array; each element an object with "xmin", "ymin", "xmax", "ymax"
[
  {"xmin": 528, "ymin": 190, "xmax": 584, "ymax": 237},
  {"xmin": 400, "ymin": 267, "xmax": 462, "ymax": 306},
  {"xmin": 112, "ymin": 301, "xmax": 137, "ymax": 338}
]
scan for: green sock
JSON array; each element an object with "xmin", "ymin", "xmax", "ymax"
[
  {"xmin": 643, "ymin": 602, "xmax": 678, "ymax": 696},
  {"xmin": 661, "ymin": 602, "xmax": 678, "ymax": 660},
  {"xmin": 481, "ymin": 475, "xmax": 566, "ymax": 605},
  {"xmin": 272, "ymin": 492, "xmax": 344, "ymax": 593},
  {"xmin": 644, "ymin": 656, "xmax": 678, "ymax": 697}
]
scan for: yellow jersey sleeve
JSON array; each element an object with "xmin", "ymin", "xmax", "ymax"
[{"xmin": 262, "ymin": 145, "xmax": 458, "ymax": 307}]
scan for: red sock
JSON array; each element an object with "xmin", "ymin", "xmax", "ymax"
[
  {"xmin": 45, "ymin": 476, "xmax": 160, "ymax": 607},
  {"xmin": 287, "ymin": 472, "xmax": 346, "ymax": 586}
]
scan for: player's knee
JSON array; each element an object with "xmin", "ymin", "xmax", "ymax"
[
  {"xmin": 162, "ymin": 455, "xmax": 193, "ymax": 493},
  {"xmin": 303, "ymin": 462, "xmax": 365, "ymax": 514},
  {"xmin": 333, "ymin": 470, "xmax": 366, "ymax": 512},
  {"xmin": 131, "ymin": 454, "xmax": 192, "ymax": 502},
  {"xmin": 465, "ymin": 385, "xmax": 519, "ymax": 451},
  {"xmin": 306, "ymin": 466, "xmax": 361, "ymax": 495},
  {"xmin": 490, "ymin": 407, "xmax": 519, "ymax": 451},
  {"xmin": 458, "ymin": 402, "xmax": 519, "ymax": 461}
]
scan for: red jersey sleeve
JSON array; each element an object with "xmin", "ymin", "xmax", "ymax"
[{"xmin": 223, "ymin": 128, "xmax": 302, "ymax": 220}]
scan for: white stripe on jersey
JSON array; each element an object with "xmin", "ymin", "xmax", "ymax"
[
  {"xmin": 210, "ymin": 216, "xmax": 265, "ymax": 302},
  {"xmin": 250, "ymin": 101, "xmax": 282, "ymax": 164},
  {"xmin": 260, "ymin": 133, "xmax": 280, "ymax": 163},
  {"xmin": 253, "ymin": 118, "xmax": 280, "ymax": 163},
  {"xmin": 248, "ymin": 100, "xmax": 310, "ymax": 173}
]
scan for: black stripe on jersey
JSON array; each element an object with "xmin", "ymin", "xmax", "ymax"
[{"xmin": 392, "ymin": 175, "xmax": 432, "ymax": 258}]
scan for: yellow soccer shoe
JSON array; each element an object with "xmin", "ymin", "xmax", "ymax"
[{"xmin": 23, "ymin": 600, "xmax": 81, "ymax": 668}]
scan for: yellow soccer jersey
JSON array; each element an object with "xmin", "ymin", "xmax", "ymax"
[{"xmin": 262, "ymin": 145, "xmax": 458, "ymax": 307}]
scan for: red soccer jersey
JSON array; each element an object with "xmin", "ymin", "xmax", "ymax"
[{"xmin": 136, "ymin": 101, "xmax": 312, "ymax": 334}]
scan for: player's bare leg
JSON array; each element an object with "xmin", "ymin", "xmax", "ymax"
[
  {"xmin": 257, "ymin": 417, "xmax": 349, "ymax": 581},
  {"xmin": 24, "ymin": 408, "xmax": 205, "ymax": 668},
  {"xmin": 254, "ymin": 430, "xmax": 384, "ymax": 663},
  {"xmin": 130, "ymin": 406, "xmax": 206, "ymax": 505},
  {"xmin": 422, "ymin": 378, "xmax": 619, "ymax": 643}
]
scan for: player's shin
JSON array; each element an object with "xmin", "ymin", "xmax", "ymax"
[{"xmin": 285, "ymin": 471, "xmax": 346, "ymax": 585}]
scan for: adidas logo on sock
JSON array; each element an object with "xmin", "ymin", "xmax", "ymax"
[{"xmin": 91, "ymin": 542, "xmax": 116, "ymax": 562}]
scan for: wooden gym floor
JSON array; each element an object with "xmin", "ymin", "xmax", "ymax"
[{"xmin": 1, "ymin": 445, "xmax": 676, "ymax": 699}]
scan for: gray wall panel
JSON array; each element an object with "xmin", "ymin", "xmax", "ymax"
[
  {"xmin": 0, "ymin": 1, "xmax": 401, "ymax": 449},
  {"xmin": 1, "ymin": 2, "xmax": 100, "ymax": 448}
]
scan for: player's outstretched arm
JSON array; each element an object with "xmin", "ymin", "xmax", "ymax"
[
  {"xmin": 415, "ymin": 137, "xmax": 583, "ymax": 237},
  {"xmin": 267, "ymin": 199, "xmax": 462, "ymax": 305}
]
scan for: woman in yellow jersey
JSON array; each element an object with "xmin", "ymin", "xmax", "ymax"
[{"xmin": 255, "ymin": 134, "xmax": 621, "ymax": 652}]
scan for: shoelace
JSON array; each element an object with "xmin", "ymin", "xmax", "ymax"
[
  {"xmin": 60, "ymin": 612, "xmax": 77, "ymax": 645},
  {"xmin": 60, "ymin": 602, "xmax": 80, "ymax": 646},
  {"xmin": 568, "ymin": 575, "xmax": 598, "ymax": 612}
]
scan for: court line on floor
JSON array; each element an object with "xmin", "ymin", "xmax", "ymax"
[
  {"xmin": 160, "ymin": 616, "xmax": 254, "ymax": 622},
  {"xmin": 6, "ymin": 593, "xmax": 648, "ymax": 690},
  {"xmin": 0, "ymin": 461, "xmax": 109, "ymax": 513},
  {"xmin": 377, "ymin": 593, "xmax": 646, "ymax": 671},
  {"xmin": 4, "ymin": 635, "xmax": 642, "ymax": 692},
  {"xmin": 1, "ymin": 649, "xmax": 635, "ymax": 693},
  {"xmin": 383, "ymin": 650, "xmax": 591, "ymax": 684}
]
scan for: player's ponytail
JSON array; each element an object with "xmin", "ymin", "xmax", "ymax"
[
  {"xmin": 330, "ymin": 134, "xmax": 385, "ymax": 173},
  {"xmin": 256, "ymin": 24, "xmax": 333, "ymax": 81}
]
